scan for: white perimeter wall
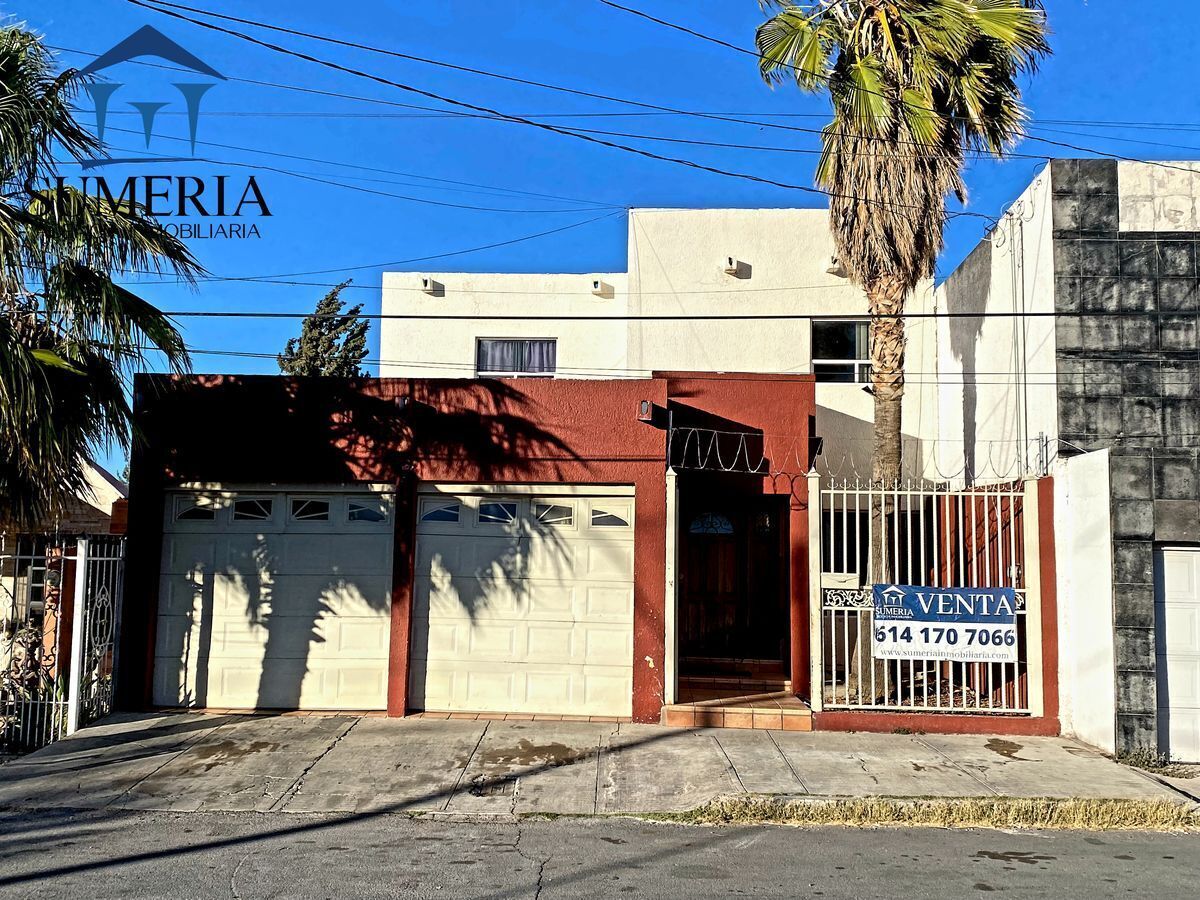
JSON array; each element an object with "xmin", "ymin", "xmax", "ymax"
[
  {"xmin": 1053, "ymin": 449, "xmax": 1117, "ymax": 753},
  {"xmin": 926, "ymin": 165, "xmax": 1059, "ymax": 483}
]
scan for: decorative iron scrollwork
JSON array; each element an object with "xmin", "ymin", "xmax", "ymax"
[{"xmin": 823, "ymin": 587, "xmax": 872, "ymax": 608}]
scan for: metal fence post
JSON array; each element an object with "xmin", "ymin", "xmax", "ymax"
[
  {"xmin": 807, "ymin": 471, "xmax": 824, "ymax": 712},
  {"xmin": 65, "ymin": 537, "xmax": 88, "ymax": 736}
]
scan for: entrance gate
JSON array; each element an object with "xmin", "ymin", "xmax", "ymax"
[
  {"xmin": 1, "ymin": 535, "xmax": 125, "ymax": 752},
  {"xmin": 808, "ymin": 478, "xmax": 1045, "ymax": 716}
]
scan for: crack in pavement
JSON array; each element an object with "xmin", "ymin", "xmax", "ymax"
[
  {"xmin": 709, "ymin": 734, "xmax": 747, "ymax": 793},
  {"xmin": 765, "ymin": 730, "xmax": 808, "ymax": 793},
  {"xmin": 445, "ymin": 722, "xmax": 491, "ymax": 812},
  {"xmin": 512, "ymin": 819, "xmax": 548, "ymax": 900},
  {"xmin": 270, "ymin": 718, "xmax": 360, "ymax": 812},
  {"xmin": 229, "ymin": 849, "xmax": 252, "ymax": 900},
  {"xmin": 912, "ymin": 736, "xmax": 1001, "ymax": 796}
]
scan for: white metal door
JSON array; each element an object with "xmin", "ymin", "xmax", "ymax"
[
  {"xmin": 1156, "ymin": 547, "xmax": 1200, "ymax": 762},
  {"xmin": 153, "ymin": 489, "xmax": 394, "ymax": 710},
  {"xmin": 409, "ymin": 490, "xmax": 635, "ymax": 716}
]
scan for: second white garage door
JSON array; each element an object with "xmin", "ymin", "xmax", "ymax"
[
  {"xmin": 1157, "ymin": 547, "xmax": 1200, "ymax": 762},
  {"xmin": 409, "ymin": 489, "xmax": 635, "ymax": 717}
]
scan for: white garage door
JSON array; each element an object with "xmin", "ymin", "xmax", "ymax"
[
  {"xmin": 410, "ymin": 489, "xmax": 635, "ymax": 717},
  {"xmin": 1156, "ymin": 547, "xmax": 1200, "ymax": 762},
  {"xmin": 154, "ymin": 489, "xmax": 394, "ymax": 710}
]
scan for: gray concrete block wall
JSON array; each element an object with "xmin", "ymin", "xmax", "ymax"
[{"xmin": 1051, "ymin": 159, "xmax": 1200, "ymax": 754}]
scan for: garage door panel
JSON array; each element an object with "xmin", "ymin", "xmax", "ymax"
[
  {"xmin": 583, "ymin": 670, "xmax": 631, "ymax": 711},
  {"xmin": 415, "ymin": 575, "xmax": 523, "ymax": 619},
  {"xmin": 411, "ymin": 660, "xmax": 631, "ymax": 716},
  {"xmin": 1157, "ymin": 548, "xmax": 1200, "ymax": 762},
  {"xmin": 417, "ymin": 535, "xmax": 525, "ymax": 577},
  {"xmin": 159, "ymin": 573, "xmax": 204, "ymax": 615},
  {"xmin": 280, "ymin": 533, "xmax": 393, "ymax": 573},
  {"xmin": 168, "ymin": 615, "xmax": 391, "ymax": 661},
  {"xmin": 1162, "ymin": 653, "xmax": 1200, "ymax": 706},
  {"xmin": 583, "ymin": 585, "xmax": 634, "ymax": 619},
  {"xmin": 1161, "ymin": 603, "xmax": 1200, "ymax": 652},
  {"xmin": 164, "ymin": 534, "xmax": 219, "ymax": 574},
  {"xmin": 154, "ymin": 614, "xmax": 197, "ymax": 659},
  {"xmin": 410, "ymin": 490, "xmax": 634, "ymax": 717},
  {"xmin": 155, "ymin": 489, "xmax": 393, "ymax": 711}
]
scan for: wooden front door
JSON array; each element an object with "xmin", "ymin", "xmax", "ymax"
[{"xmin": 679, "ymin": 496, "xmax": 788, "ymax": 670}]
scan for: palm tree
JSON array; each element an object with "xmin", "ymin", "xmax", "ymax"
[
  {"xmin": 0, "ymin": 25, "xmax": 200, "ymax": 527},
  {"xmin": 756, "ymin": 0, "xmax": 1049, "ymax": 485}
]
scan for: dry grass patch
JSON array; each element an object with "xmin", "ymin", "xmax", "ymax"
[{"xmin": 659, "ymin": 796, "xmax": 1198, "ymax": 832}]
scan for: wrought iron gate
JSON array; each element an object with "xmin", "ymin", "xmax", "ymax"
[
  {"xmin": 1, "ymin": 535, "xmax": 125, "ymax": 752},
  {"xmin": 808, "ymin": 477, "xmax": 1045, "ymax": 716}
]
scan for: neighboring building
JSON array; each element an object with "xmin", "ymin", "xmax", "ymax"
[
  {"xmin": 380, "ymin": 208, "xmax": 942, "ymax": 480},
  {"xmin": 2, "ymin": 462, "xmax": 127, "ymax": 541},
  {"xmin": 931, "ymin": 159, "xmax": 1200, "ymax": 761}
]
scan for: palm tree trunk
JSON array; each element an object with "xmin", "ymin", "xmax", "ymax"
[
  {"xmin": 847, "ymin": 275, "xmax": 908, "ymax": 703},
  {"xmin": 868, "ymin": 275, "xmax": 908, "ymax": 486}
]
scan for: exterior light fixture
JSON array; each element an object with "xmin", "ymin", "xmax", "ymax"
[
  {"xmin": 420, "ymin": 276, "xmax": 442, "ymax": 295},
  {"xmin": 723, "ymin": 256, "xmax": 743, "ymax": 276},
  {"xmin": 591, "ymin": 279, "xmax": 612, "ymax": 297},
  {"xmin": 826, "ymin": 256, "xmax": 849, "ymax": 278}
]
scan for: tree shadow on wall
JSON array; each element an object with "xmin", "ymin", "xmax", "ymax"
[
  {"xmin": 144, "ymin": 377, "xmax": 584, "ymax": 711},
  {"xmin": 941, "ymin": 241, "xmax": 991, "ymax": 484}
]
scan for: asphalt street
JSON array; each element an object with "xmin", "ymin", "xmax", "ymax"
[{"xmin": 0, "ymin": 807, "xmax": 1195, "ymax": 899}]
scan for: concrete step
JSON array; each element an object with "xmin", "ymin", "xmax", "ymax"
[{"xmin": 660, "ymin": 698, "xmax": 813, "ymax": 731}]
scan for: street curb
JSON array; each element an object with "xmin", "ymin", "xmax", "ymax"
[{"xmin": 638, "ymin": 793, "xmax": 1200, "ymax": 832}]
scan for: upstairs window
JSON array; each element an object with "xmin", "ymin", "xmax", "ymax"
[
  {"xmin": 476, "ymin": 338, "xmax": 556, "ymax": 377},
  {"xmin": 812, "ymin": 320, "xmax": 870, "ymax": 383}
]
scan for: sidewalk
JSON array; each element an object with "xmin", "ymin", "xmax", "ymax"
[{"xmin": 0, "ymin": 712, "xmax": 1184, "ymax": 817}]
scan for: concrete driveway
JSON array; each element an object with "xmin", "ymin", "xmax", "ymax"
[{"xmin": 0, "ymin": 712, "xmax": 1179, "ymax": 816}]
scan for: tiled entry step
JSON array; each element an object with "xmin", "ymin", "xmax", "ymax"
[{"xmin": 661, "ymin": 681, "xmax": 813, "ymax": 730}]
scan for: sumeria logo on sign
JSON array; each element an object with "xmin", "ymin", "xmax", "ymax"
[{"xmin": 53, "ymin": 25, "xmax": 271, "ymax": 240}]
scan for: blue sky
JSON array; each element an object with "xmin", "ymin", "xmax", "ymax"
[{"xmin": 11, "ymin": 0, "xmax": 1200, "ymax": 472}]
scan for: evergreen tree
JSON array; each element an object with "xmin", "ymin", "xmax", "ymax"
[{"xmin": 277, "ymin": 281, "xmax": 370, "ymax": 377}]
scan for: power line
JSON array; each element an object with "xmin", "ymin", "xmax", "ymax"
[
  {"xmin": 128, "ymin": 210, "xmax": 624, "ymax": 284},
  {"xmin": 594, "ymin": 0, "xmax": 1200, "ymax": 180},
  {"xmin": 124, "ymin": 0, "xmax": 993, "ymax": 221},
  {"xmin": 81, "ymin": 131, "xmax": 623, "ymax": 215},
  {"xmin": 151, "ymin": 308, "xmax": 1200, "ymax": 322},
  {"xmin": 171, "ymin": 346, "xmax": 1200, "ymax": 388},
  {"xmin": 51, "ymin": 39, "xmax": 1200, "ymax": 134}
]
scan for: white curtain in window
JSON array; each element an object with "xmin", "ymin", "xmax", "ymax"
[
  {"xmin": 525, "ymin": 339, "xmax": 556, "ymax": 373},
  {"xmin": 478, "ymin": 339, "xmax": 522, "ymax": 372}
]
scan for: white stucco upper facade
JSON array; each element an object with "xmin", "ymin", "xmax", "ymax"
[{"xmin": 378, "ymin": 208, "xmax": 940, "ymax": 478}]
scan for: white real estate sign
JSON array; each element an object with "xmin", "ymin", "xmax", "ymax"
[{"xmin": 872, "ymin": 584, "xmax": 1019, "ymax": 664}]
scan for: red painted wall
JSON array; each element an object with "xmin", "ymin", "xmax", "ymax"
[
  {"xmin": 124, "ymin": 373, "xmax": 815, "ymax": 723},
  {"xmin": 664, "ymin": 374, "xmax": 816, "ymax": 695}
]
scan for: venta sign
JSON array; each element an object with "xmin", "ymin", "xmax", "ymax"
[{"xmin": 871, "ymin": 584, "xmax": 1019, "ymax": 664}]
